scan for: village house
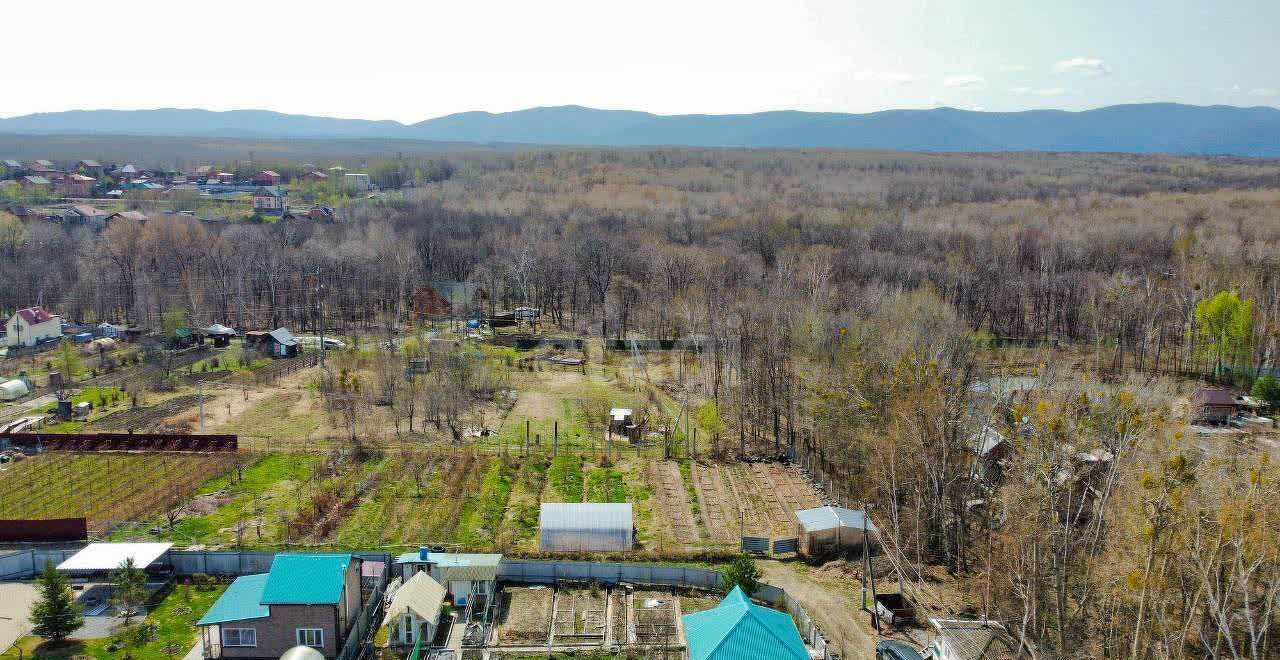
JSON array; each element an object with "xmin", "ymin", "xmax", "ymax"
[
  {"xmin": 29, "ymin": 160, "xmax": 61, "ymax": 177},
  {"xmin": 2, "ymin": 201, "xmax": 39, "ymax": 221},
  {"xmin": 4, "ymin": 306, "xmax": 62, "ymax": 348},
  {"xmin": 682, "ymin": 586, "xmax": 809, "ymax": 660},
  {"xmin": 75, "ymin": 159, "xmax": 104, "ymax": 176},
  {"xmin": 59, "ymin": 173, "xmax": 96, "ymax": 197},
  {"xmin": 395, "ymin": 549, "xmax": 500, "ymax": 617},
  {"xmin": 62, "ymin": 204, "xmax": 110, "ymax": 229},
  {"xmin": 106, "ymin": 210, "xmax": 149, "ymax": 224},
  {"xmin": 301, "ymin": 170, "xmax": 328, "ymax": 182},
  {"xmin": 251, "ymin": 170, "xmax": 283, "ymax": 186},
  {"xmin": 19, "ymin": 175, "xmax": 51, "ymax": 189},
  {"xmin": 252, "ymin": 186, "xmax": 287, "ymax": 215},
  {"xmin": 1192, "ymin": 388, "xmax": 1240, "ymax": 425},
  {"xmin": 112, "ymin": 163, "xmax": 139, "ymax": 181},
  {"xmin": 246, "ymin": 328, "xmax": 300, "ymax": 358},
  {"xmin": 2, "ymin": 159, "xmax": 22, "ymax": 171},
  {"xmin": 197, "ymin": 553, "xmax": 364, "ymax": 660}
]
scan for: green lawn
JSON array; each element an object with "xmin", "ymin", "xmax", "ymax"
[{"xmin": 1, "ymin": 582, "xmax": 226, "ymax": 660}]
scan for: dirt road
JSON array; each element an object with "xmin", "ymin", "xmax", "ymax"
[{"xmin": 761, "ymin": 560, "xmax": 878, "ymax": 660}]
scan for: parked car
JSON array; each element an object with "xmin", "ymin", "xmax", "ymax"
[{"xmin": 877, "ymin": 639, "xmax": 925, "ymax": 660}]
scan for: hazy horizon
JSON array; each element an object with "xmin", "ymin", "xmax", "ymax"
[{"xmin": 6, "ymin": 0, "xmax": 1278, "ymax": 123}]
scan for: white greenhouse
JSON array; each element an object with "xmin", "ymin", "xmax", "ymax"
[
  {"xmin": 795, "ymin": 506, "xmax": 877, "ymax": 557},
  {"xmin": 539, "ymin": 502, "xmax": 634, "ymax": 552},
  {"xmin": 0, "ymin": 379, "xmax": 29, "ymax": 401}
]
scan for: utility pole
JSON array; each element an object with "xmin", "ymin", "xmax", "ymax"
[
  {"xmin": 315, "ymin": 267, "xmax": 325, "ymax": 365},
  {"xmin": 198, "ymin": 383, "xmax": 205, "ymax": 433}
]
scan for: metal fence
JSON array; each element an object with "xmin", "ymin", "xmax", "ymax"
[
  {"xmin": 0, "ymin": 548, "xmax": 392, "ymax": 580},
  {"xmin": 337, "ymin": 580, "xmax": 386, "ymax": 660},
  {"xmin": 498, "ymin": 559, "xmax": 722, "ymax": 590}
]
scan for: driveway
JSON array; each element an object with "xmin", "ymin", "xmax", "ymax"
[
  {"xmin": 760, "ymin": 560, "xmax": 879, "ymax": 660},
  {"xmin": 0, "ymin": 582, "xmax": 38, "ymax": 653}
]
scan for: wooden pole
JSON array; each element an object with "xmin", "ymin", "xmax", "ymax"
[{"xmin": 864, "ymin": 502, "xmax": 880, "ymax": 633}]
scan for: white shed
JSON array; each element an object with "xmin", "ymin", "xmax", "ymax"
[
  {"xmin": 539, "ymin": 503, "xmax": 634, "ymax": 552},
  {"xmin": 0, "ymin": 379, "xmax": 29, "ymax": 401},
  {"xmin": 795, "ymin": 506, "xmax": 876, "ymax": 557}
]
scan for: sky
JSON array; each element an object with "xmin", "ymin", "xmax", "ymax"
[{"xmin": 5, "ymin": 0, "xmax": 1278, "ymax": 123}]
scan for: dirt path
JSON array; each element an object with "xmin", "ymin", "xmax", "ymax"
[{"xmin": 760, "ymin": 560, "xmax": 878, "ymax": 660}]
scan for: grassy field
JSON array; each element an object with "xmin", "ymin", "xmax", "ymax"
[{"xmin": 0, "ymin": 582, "xmax": 226, "ymax": 660}]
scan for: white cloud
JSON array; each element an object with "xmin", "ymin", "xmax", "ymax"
[
  {"xmin": 1011, "ymin": 86, "xmax": 1069, "ymax": 96},
  {"xmin": 1054, "ymin": 57, "xmax": 1109, "ymax": 76},
  {"xmin": 1249, "ymin": 87, "xmax": 1278, "ymax": 97},
  {"xmin": 854, "ymin": 71, "xmax": 924, "ymax": 85},
  {"xmin": 943, "ymin": 74, "xmax": 985, "ymax": 90},
  {"xmin": 998, "ymin": 64, "xmax": 1030, "ymax": 73}
]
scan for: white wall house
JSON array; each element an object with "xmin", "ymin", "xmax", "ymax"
[
  {"xmin": 4, "ymin": 307, "xmax": 61, "ymax": 347},
  {"xmin": 395, "ymin": 550, "xmax": 500, "ymax": 616}
]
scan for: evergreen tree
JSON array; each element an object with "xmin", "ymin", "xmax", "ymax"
[
  {"xmin": 722, "ymin": 554, "xmax": 762, "ymax": 596},
  {"xmin": 30, "ymin": 561, "xmax": 83, "ymax": 642}
]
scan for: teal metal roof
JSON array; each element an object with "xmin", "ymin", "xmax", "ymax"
[
  {"xmin": 260, "ymin": 553, "xmax": 353, "ymax": 605},
  {"xmin": 197, "ymin": 574, "xmax": 270, "ymax": 625},
  {"xmin": 682, "ymin": 587, "xmax": 808, "ymax": 660}
]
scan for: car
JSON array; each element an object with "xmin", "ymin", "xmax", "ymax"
[{"xmin": 877, "ymin": 639, "xmax": 925, "ymax": 660}]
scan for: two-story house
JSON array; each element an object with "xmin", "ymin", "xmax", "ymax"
[
  {"xmin": 252, "ymin": 186, "xmax": 287, "ymax": 215},
  {"xmin": 4, "ymin": 306, "xmax": 62, "ymax": 347},
  {"xmin": 198, "ymin": 554, "xmax": 364, "ymax": 660}
]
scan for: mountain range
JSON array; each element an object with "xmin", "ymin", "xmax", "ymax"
[{"xmin": 2, "ymin": 103, "xmax": 1279, "ymax": 156}]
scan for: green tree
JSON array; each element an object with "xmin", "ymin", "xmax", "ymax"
[
  {"xmin": 161, "ymin": 307, "xmax": 189, "ymax": 337},
  {"xmin": 1251, "ymin": 374, "xmax": 1280, "ymax": 407},
  {"xmin": 30, "ymin": 561, "xmax": 83, "ymax": 642},
  {"xmin": 1194, "ymin": 290, "xmax": 1254, "ymax": 378},
  {"xmin": 722, "ymin": 554, "xmax": 762, "ymax": 596},
  {"xmin": 57, "ymin": 341, "xmax": 83, "ymax": 382},
  {"xmin": 112, "ymin": 557, "xmax": 148, "ymax": 624}
]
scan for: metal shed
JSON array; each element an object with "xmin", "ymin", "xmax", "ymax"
[
  {"xmin": 539, "ymin": 503, "xmax": 634, "ymax": 552},
  {"xmin": 795, "ymin": 506, "xmax": 876, "ymax": 557}
]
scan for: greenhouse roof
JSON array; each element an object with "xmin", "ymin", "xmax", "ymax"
[
  {"xmin": 539, "ymin": 502, "xmax": 633, "ymax": 530},
  {"xmin": 795, "ymin": 506, "xmax": 876, "ymax": 534}
]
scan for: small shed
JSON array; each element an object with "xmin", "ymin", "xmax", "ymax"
[
  {"xmin": 539, "ymin": 503, "xmax": 634, "ymax": 552},
  {"xmin": 1192, "ymin": 388, "xmax": 1239, "ymax": 425},
  {"xmin": 381, "ymin": 571, "xmax": 447, "ymax": 648},
  {"xmin": 608, "ymin": 408, "xmax": 639, "ymax": 442},
  {"xmin": 795, "ymin": 506, "xmax": 876, "ymax": 557}
]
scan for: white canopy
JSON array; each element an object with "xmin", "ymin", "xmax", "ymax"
[
  {"xmin": 382, "ymin": 572, "xmax": 447, "ymax": 627},
  {"xmin": 57, "ymin": 542, "xmax": 173, "ymax": 572}
]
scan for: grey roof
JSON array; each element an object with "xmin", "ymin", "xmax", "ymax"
[
  {"xmin": 255, "ymin": 185, "xmax": 286, "ymax": 197},
  {"xmin": 2, "ymin": 160, "xmax": 20, "ymax": 168},
  {"xmin": 795, "ymin": 506, "xmax": 876, "ymax": 534},
  {"xmin": 268, "ymin": 328, "xmax": 298, "ymax": 346},
  {"xmin": 929, "ymin": 619, "xmax": 1022, "ymax": 659}
]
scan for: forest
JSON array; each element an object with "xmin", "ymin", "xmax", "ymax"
[{"xmin": 3, "ymin": 145, "xmax": 1280, "ymax": 658}]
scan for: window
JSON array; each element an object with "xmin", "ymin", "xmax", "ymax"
[
  {"xmin": 222, "ymin": 628, "xmax": 257, "ymax": 647},
  {"xmin": 297, "ymin": 628, "xmax": 324, "ymax": 648},
  {"xmin": 471, "ymin": 580, "xmax": 489, "ymax": 595}
]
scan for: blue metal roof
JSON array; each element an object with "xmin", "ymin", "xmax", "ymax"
[
  {"xmin": 682, "ymin": 587, "xmax": 808, "ymax": 660},
  {"xmin": 197, "ymin": 573, "xmax": 270, "ymax": 625},
  {"xmin": 260, "ymin": 553, "xmax": 352, "ymax": 605}
]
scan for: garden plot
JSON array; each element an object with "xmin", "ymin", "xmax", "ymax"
[
  {"xmin": 550, "ymin": 585, "xmax": 607, "ymax": 644},
  {"xmin": 496, "ymin": 585, "xmax": 554, "ymax": 646},
  {"xmin": 650, "ymin": 460, "xmax": 701, "ymax": 548},
  {"xmin": 87, "ymin": 394, "xmax": 202, "ymax": 431},
  {"xmin": 631, "ymin": 590, "xmax": 680, "ymax": 646}
]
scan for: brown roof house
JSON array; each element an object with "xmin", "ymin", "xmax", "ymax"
[
  {"xmin": 251, "ymin": 170, "xmax": 283, "ymax": 186},
  {"xmin": 59, "ymin": 173, "xmax": 96, "ymax": 197},
  {"xmin": 197, "ymin": 554, "xmax": 365, "ymax": 660},
  {"xmin": 62, "ymin": 204, "xmax": 110, "ymax": 229},
  {"xmin": 1192, "ymin": 388, "xmax": 1240, "ymax": 425}
]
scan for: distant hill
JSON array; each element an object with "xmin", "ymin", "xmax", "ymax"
[{"xmin": 3, "ymin": 103, "xmax": 1279, "ymax": 156}]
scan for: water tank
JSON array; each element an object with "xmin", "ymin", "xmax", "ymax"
[{"xmin": 279, "ymin": 646, "xmax": 325, "ymax": 660}]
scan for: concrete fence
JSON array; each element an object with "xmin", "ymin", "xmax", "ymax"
[{"xmin": 497, "ymin": 559, "xmax": 723, "ymax": 590}]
